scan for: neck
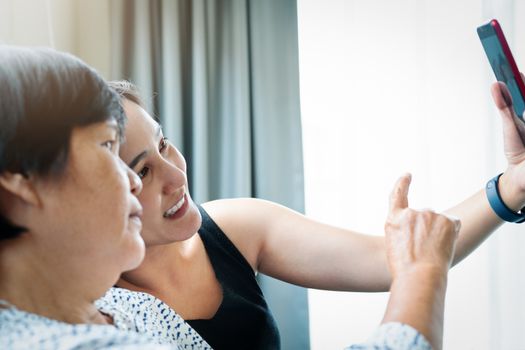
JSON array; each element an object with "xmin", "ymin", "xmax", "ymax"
[
  {"xmin": 118, "ymin": 234, "xmax": 198, "ymax": 293},
  {"xmin": 0, "ymin": 237, "xmax": 111, "ymax": 325}
]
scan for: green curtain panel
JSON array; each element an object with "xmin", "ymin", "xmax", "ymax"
[{"xmin": 109, "ymin": 0, "xmax": 309, "ymax": 348}]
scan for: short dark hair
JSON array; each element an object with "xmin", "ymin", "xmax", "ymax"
[{"xmin": 0, "ymin": 46, "xmax": 126, "ymax": 239}]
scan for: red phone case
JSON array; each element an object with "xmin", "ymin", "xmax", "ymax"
[{"xmin": 490, "ymin": 19, "xmax": 525, "ymax": 98}]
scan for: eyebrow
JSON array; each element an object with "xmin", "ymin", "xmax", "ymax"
[
  {"xmin": 128, "ymin": 150, "xmax": 148, "ymax": 170},
  {"xmin": 106, "ymin": 121, "xmax": 119, "ymax": 132},
  {"xmin": 127, "ymin": 124, "xmax": 163, "ymax": 170}
]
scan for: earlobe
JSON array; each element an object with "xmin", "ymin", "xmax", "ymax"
[{"xmin": 0, "ymin": 172, "xmax": 41, "ymax": 207}]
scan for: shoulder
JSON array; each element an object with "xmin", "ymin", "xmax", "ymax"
[
  {"xmin": 0, "ymin": 306, "xmax": 167, "ymax": 350},
  {"xmin": 200, "ymin": 198, "xmax": 285, "ymax": 271},
  {"xmin": 201, "ymin": 198, "xmax": 291, "ymax": 231},
  {"xmin": 97, "ymin": 288, "xmax": 211, "ymax": 349},
  {"xmin": 201, "ymin": 197, "xmax": 279, "ymax": 214}
]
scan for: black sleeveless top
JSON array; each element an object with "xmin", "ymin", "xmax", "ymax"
[{"xmin": 186, "ymin": 205, "xmax": 280, "ymax": 350}]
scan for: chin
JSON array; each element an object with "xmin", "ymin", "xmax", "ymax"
[
  {"xmin": 173, "ymin": 200, "xmax": 201, "ymax": 232},
  {"xmin": 123, "ymin": 238, "xmax": 146, "ymax": 271},
  {"xmin": 185, "ymin": 202, "xmax": 203, "ymax": 235}
]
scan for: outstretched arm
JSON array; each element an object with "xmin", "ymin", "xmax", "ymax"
[
  {"xmin": 447, "ymin": 80, "xmax": 525, "ymax": 265},
  {"xmin": 202, "ymin": 80, "xmax": 525, "ymax": 293}
]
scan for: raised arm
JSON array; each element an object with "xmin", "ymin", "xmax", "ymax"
[
  {"xmin": 446, "ymin": 80, "xmax": 525, "ymax": 265},
  {"xmin": 202, "ymin": 80, "xmax": 525, "ymax": 294}
]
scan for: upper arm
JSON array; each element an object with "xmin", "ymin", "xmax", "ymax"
[{"xmin": 202, "ymin": 198, "xmax": 391, "ymax": 291}]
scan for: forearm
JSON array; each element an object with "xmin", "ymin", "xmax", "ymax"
[
  {"xmin": 445, "ymin": 189, "xmax": 503, "ymax": 266},
  {"xmin": 259, "ymin": 220, "xmax": 393, "ymax": 292},
  {"xmin": 382, "ymin": 266, "xmax": 448, "ymax": 350},
  {"xmin": 328, "ymin": 188, "xmax": 499, "ymax": 290}
]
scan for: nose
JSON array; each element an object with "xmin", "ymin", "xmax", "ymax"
[
  {"xmin": 126, "ymin": 165, "xmax": 143, "ymax": 196},
  {"xmin": 160, "ymin": 157, "xmax": 186, "ymax": 195}
]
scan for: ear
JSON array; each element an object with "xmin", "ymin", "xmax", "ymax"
[{"xmin": 0, "ymin": 172, "xmax": 40, "ymax": 207}]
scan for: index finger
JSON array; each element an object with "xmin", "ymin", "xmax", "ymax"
[{"xmin": 389, "ymin": 173, "xmax": 412, "ymax": 214}]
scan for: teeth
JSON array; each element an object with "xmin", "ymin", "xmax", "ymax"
[{"xmin": 163, "ymin": 195, "xmax": 185, "ymax": 218}]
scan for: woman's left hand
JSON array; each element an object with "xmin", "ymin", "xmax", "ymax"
[{"xmin": 490, "ymin": 75, "xmax": 525, "ymax": 211}]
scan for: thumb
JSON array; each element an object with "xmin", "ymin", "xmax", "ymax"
[
  {"xmin": 389, "ymin": 173, "xmax": 412, "ymax": 214},
  {"xmin": 490, "ymin": 82, "xmax": 525, "ymax": 156},
  {"xmin": 491, "ymin": 81, "xmax": 513, "ymax": 110}
]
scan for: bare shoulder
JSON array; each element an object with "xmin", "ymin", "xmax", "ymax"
[
  {"xmin": 201, "ymin": 198, "xmax": 295, "ymax": 230},
  {"xmin": 201, "ymin": 197, "xmax": 283, "ymax": 217},
  {"xmin": 200, "ymin": 198, "xmax": 290, "ymax": 271}
]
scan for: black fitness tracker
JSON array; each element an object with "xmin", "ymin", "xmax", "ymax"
[{"xmin": 486, "ymin": 173, "xmax": 525, "ymax": 223}]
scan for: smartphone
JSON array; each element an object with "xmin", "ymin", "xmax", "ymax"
[{"xmin": 477, "ymin": 19, "xmax": 525, "ymax": 118}]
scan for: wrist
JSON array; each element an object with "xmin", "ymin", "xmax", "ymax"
[
  {"xmin": 486, "ymin": 173, "xmax": 525, "ymax": 223},
  {"xmin": 498, "ymin": 172, "xmax": 525, "ymax": 211},
  {"xmin": 392, "ymin": 264, "xmax": 448, "ymax": 287}
]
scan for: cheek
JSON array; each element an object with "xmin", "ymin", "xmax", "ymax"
[
  {"xmin": 104, "ymin": 161, "xmax": 130, "ymax": 197},
  {"xmin": 137, "ymin": 187, "xmax": 161, "ymax": 221},
  {"xmin": 135, "ymin": 192, "xmax": 161, "ymax": 243},
  {"xmin": 95, "ymin": 161, "xmax": 131, "ymax": 224}
]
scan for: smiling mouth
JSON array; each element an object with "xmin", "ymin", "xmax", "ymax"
[{"xmin": 163, "ymin": 194, "xmax": 186, "ymax": 218}]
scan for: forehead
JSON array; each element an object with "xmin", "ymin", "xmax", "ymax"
[
  {"xmin": 120, "ymin": 100, "xmax": 161, "ymax": 159},
  {"xmin": 123, "ymin": 100, "xmax": 159, "ymax": 137},
  {"xmin": 72, "ymin": 120, "xmax": 117, "ymax": 144}
]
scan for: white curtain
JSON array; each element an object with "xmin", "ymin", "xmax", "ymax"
[{"xmin": 298, "ymin": 0, "xmax": 525, "ymax": 349}]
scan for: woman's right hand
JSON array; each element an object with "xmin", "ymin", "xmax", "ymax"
[
  {"xmin": 384, "ymin": 173, "xmax": 461, "ymax": 279},
  {"xmin": 381, "ymin": 174, "xmax": 462, "ymax": 350}
]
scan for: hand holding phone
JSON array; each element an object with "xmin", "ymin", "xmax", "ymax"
[{"xmin": 478, "ymin": 19, "xmax": 525, "ymax": 119}]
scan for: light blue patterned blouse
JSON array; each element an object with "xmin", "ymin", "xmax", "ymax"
[
  {"xmin": 347, "ymin": 322, "xmax": 432, "ymax": 350},
  {"xmin": 0, "ymin": 287, "xmax": 210, "ymax": 350},
  {"xmin": 0, "ymin": 287, "xmax": 430, "ymax": 350}
]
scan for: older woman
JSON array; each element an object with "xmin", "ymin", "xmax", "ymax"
[{"xmin": 0, "ymin": 46, "xmax": 209, "ymax": 349}]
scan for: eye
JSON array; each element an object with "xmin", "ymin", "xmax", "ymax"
[
  {"xmin": 102, "ymin": 140, "xmax": 116, "ymax": 151},
  {"xmin": 137, "ymin": 167, "xmax": 150, "ymax": 179}
]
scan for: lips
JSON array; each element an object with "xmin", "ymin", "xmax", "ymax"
[
  {"xmin": 163, "ymin": 192, "xmax": 186, "ymax": 218},
  {"xmin": 129, "ymin": 200, "xmax": 143, "ymax": 228},
  {"xmin": 130, "ymin": 209, "xmax": 143, "ymax": 219}
]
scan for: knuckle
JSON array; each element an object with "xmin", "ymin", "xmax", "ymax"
[
  {"xmin": 405, "ymin": 209, "xmax": 416, "ymax": 220},
  {"xmin": 422, "ymin": 210, "xmax": 434, "ymax": 221}
]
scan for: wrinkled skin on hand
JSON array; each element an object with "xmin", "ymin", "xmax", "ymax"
[{"xmin": 384, "ymin": 173, "xmax": 461, "ymax": 279}]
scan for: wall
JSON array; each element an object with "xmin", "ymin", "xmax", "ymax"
[
  {"xmin": 0, "ymin": 0, "xmax": 111, "ymax": 78},
  {"xmin": 298, "ymin": 0, "xmax": 525, "ymax": 349}
]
